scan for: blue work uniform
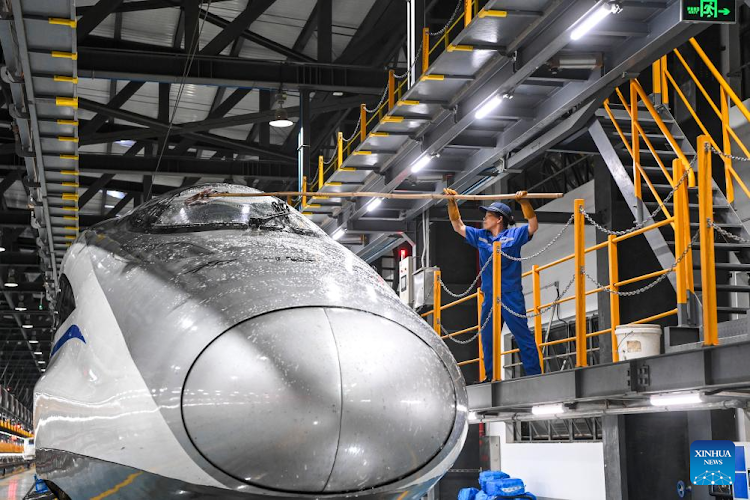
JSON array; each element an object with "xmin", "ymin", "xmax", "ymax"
[{"xmin": 465, "ymin": 225, "xmax": 541, "ymax": 378}]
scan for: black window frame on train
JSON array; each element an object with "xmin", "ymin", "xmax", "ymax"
[{"xmin": 56, "ymin": 274, "xmax": 76, "ymax": 327}]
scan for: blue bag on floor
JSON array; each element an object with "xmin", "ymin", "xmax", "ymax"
[
  {"xmin": 479, "ymin": 470, "xmax": 509, "ymax": 491},
  {"xmin": 485, "ymin": 477, "xmax": 525, "ymax": 497},
  {"xmin": 457, "ymin": 487, "xmax": 480, "ymax": 500}
]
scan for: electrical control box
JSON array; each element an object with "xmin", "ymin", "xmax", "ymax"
[
  {"xmin": 399, "ymin": 256, "xmax": 415, "ymax": 306},
  {"xmin": 414, "ymin": 267, "xmax": 439, "ymax": 310}
]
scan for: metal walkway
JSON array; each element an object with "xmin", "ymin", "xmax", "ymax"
[
  {"xmin": 304, "ymin": 0, "xmax": 707, "ymax": 262},
  {"xmin": 0, "ymin": 0, "xmax": 79, "ymax": 290}
]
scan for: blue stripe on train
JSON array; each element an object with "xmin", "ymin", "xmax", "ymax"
[{"xmin": 50, "ymin": 325, "xmax": 86, "ymax": 358}]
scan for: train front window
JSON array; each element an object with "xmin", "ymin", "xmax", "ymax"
[{"xmin": 128, "ymin": 184, "xmax": 322, "ymax": 236}]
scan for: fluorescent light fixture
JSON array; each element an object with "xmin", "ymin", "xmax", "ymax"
[
  {"xmin": 650, "ymin": 392, "xmax": 702, "ymax": 407},
  {"xmin": 15, "ymin": 302, "xmax": 26, "ymax": 312},
  {"xmin": 115, "ymin": 139, "xmax": 136, "ymax": 147},
  {"xmin": 107, "ymin": 190, "xmax": 126, "ymax": 199},
  {"xmin": 0, "ymin": 246, "xmax": 4, "ymax": 252},
  {"xmin": 531, "ymin": 403, "xmax": 566, "ymax": 416},
  {"xmin": 332, "ymin": 91, "xmax": 344, "ymax": 97},
  {"xmin": 332, "ymin": 228, "xmax": 346, "ymax": 241},
  {"xmin": 104, "ymin": 204, "xmax": 115, "ymax": 209},
  {"xmin": 411, "ymin": 155, "xmax": 432, "ymax": 173},
  {"xmin": 38, "ymin": 360, "xmax": 46, "ymax": 364},
  {"xmin": 33, "ymin": 351, "xmax": 42, "ymax": 356},
  {"xmin": 28, "ymin": 339, "xmax": 39, "ymax": 344},
  {"xmin": 22, "ymin": 324, "xmax": 33, "ymax": 329},
  {"xmin": 366, "ymin": 199, "xmax": 382, "ymax": 212},
  {"xmin": 475, "ymin": 94, "xmax": 504, "ymax": 119},
  {"xmin": 570, "ymin": 3, "xmax": 618, "ymax": 41},
  {"xmin": 5, "ymin": 270, "xmax": 17, "ymax": 287}
]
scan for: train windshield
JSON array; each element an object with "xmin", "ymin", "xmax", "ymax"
[{"xmin": 128, "ymin": 184, "xmax": 322, "ymax": 236}]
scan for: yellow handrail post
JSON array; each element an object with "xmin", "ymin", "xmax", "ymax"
[
  {"xmin": 301, "ymin": 176, "xmax": 307, "ymax": 208},
  {"xmin": 492, "ymin": 241, "xmax": 502, "ymax": 381},
  {"xmin": 607, "ymin": 235, "xmax": 620, "ymax": 362},
  {"xmin": 721, "ymin": 87, "xmax": 734, "ymax": 204},
  {"xmin": 697, "ymin": 135, "xmax": 718, "ymax": 346},
  {"xmin": 388, "ymin": 70, "xmax": 395, "ymax": 111},
  {"xmin": 337, "ymin": 132, "xmax": 343, "ymax": 169},
  {"xmin": 689, "ymin": 38, "xmax": 750, "ymax": 124},
  {"xmin": 661, "ymin": 55, "xmax": 669, "ymax": 105},
  {"xmin": 433, "ymin": 269, "xmax": 442, "ymax": 334},
  {"xmin": 422, "ymin": 27, "xmax": 430, "ymax": 75},
  {"xmin": 318, "ymin": 156, "xmax": 324, "ymax": 190},
  {"xmin": 478, "ymin": 290, "xmax": 486, "ymax": 380},
  {"xmin": 673, "ymin": 158, "xmax": 688, "ymax": 324},
  {"xmin": 532, "ymin": 264, "xmax": 543, "ymax": 373},
  {"xmin": 652, "ymin": 59, "xmax": 662, "ymax": 101},
  {"xmin": 574, "ymin": 199, "xmax": 587, "ymax": 367},
  {"xmin": 630, "ymin": 81, "xmax": 642, "ymax": 220},
  {"xmin": 360, "ymin": 104, "xmax": 367, "ymax": 143},
  {"xmin": 464, "ymin": 0, "xmax": 472, "ymax": 26}
]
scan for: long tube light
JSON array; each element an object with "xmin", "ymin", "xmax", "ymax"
[
  {"xmin": 531, "ymin": 403, "xmax": 566, "ymax": 415},
  {"xmin": 411, "ymin": 155, "xmax": 432, "ymax": 173},
  {"xmin": 475, "ymin": 94, "xmax": 504, "ymax": 119},
  {"xmin": 332, "ymin": 228, "xmax": 346, "ymax": 241},
  {"xmin": 650, "ymin": 392, "xmax": 702, "ymax": 407},
  {"xmin": 570, "ymin": 3, "xmax": 620, "ymax": 41},
  {"xmin": 366, "ymin": 199, "xmax": 382, "ymax": 212}
]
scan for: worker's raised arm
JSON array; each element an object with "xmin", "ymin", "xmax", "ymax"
[
  {"xmin": 444, "ymin": 188, "xmax": 466, "ymax": 238},
  {"xmin": 516, "ymin": 191, "xmax": 538, "ymax": 236}
]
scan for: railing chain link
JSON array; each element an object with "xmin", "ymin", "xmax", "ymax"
[
  {"xmin": 494, "ymin": 214, "xmax": 575, "ymax": 262},
  {"xmin": 580, "ymin": 159, "xmax": 694, "ymax": 236},
  {"xmin": 499, "ymin": 275, "xmax": 577, "ymax": 320},
  {"xmin": 709, "ymin": 145, "xmax": 750, "ymax": 163},
  {"xmin": 584, "ymin": 231, "xmax": 699, "ymax": 297},
  {"xmin": 709, "ymin": 219, "xmax": 750, "ymax": 243}
]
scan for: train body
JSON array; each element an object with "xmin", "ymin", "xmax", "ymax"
[{"xmin": 33, "ymin": 184, "xmax": 468, "ymax": 499}]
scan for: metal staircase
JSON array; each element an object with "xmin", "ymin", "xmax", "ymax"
[{"xmin": 590, "ymin": 97, "xmax": 750, "ymax": 346}]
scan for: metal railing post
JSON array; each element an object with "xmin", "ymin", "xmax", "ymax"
[
  {"xmin": 607, "ymin": 235, "xmax": 620, "ymax": 362},
  {"xmin": 673, "ymin": 158, "xmax": 688, "ymax": 324},
  {"xmin": 478, "ymin": 290, "xmax": 485, "ymax": 380},
  {"xmin": 337, "ymin": 132, "xmax": 343, "ymax": 169},
  {"xmin": 433, "ymin": 269, "xmax": 442, "ymax": 334},
  {"xmin": 532, "ymin": 264, "xmax": 543, "ymax": 372},
  {"xmin": 631, "ymin": 81, "xmax": 643, "ymax": 222},
  {"xmin": 388, "ymin": 70, "xmax": 395, "ymax": 111},
  {"xmin": 360, "ymin": 104, "xmax": 367, "ymax": 143},
  {"xmin": 492, "ymin": 241, "xmax": 502, "ymax": 381},
  {"xmin": 301, "ymin": 176, "xmax": 307, "ymax": 208},
  {"xmin": 652, "ymin": 59, "xmax": 662, "ymax": 102},
  {"xmin": 574, "ymin": 199, "xmax": 587, "ymax": 367},
  {"xmin": 698, "ymin": 135, "xmax": 718, "ymax": 345},
  {"xmin": 318, "ymin": 156, "xmax": 324, "ymax": 190},
  {"xmin": 422, "ymin": 27, "xmax": 430, "ymax": 74},
  {"xmin": 464, "ymin": 0, "xmax": 472, "ymax": 26},
  {"xmin": 661, "ymin": 55, "xmax": 669, "ymax": 105},
  {"xmin": 721, "ymin": 87, "xmax": 734, "ymax": 204}
]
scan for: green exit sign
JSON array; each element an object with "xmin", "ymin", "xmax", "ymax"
[{"xmin": 682, "ymin": 0, "xmax": 737, "ymax": 23}]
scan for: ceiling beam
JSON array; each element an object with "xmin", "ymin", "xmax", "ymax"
[
  {"xmin": 76, "ymin": 0, "xmax": 125, "ymax": 41},
  {"xmin": 76, "ymin": 48, "xmax": 388, "ymax": 94},
  {"xmin": 200, "ymin": 0, "xmax": 277, "ymax": 56}
]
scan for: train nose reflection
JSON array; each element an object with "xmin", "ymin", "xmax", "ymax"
[{"xmin": 181, "ymin": 307, "xmax": 457, "ymax": 494}]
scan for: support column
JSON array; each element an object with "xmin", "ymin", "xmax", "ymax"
[
  {"xmin": 603, "ymin": 416, "xmax": 628, "ymax": 500},
  {"xmin": 317, "ymin": 0, "xmax": 332, "ymax": 63},
  {"xmin": 298, "ymin": 89, "xmax": 311, "ymax": 192},
  {"xmin": 258, "ymin": 90, "xmax": 271, "ymax": 149},
  {"xmin": 594, "ymin": 157, "xmax": 616, "ymax": 363},
  {"xmin": 406, "ymin": 0, "xmax": 426, "ymax": 87}
]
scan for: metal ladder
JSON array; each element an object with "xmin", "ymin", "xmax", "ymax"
[{"xmin": 590, "ymin": 101, "xmax": 750, "ymax": 338}]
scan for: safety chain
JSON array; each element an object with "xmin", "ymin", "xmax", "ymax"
[
  {"xmin": 441, "ymin": 312, "xmax": 491, "ymax": 344},
  {"xmin": 709, "ymin": 145, "xmax": 750, "ymax": 163},
  {"xmin": 431, "ymin": 0, "xmax": 464, "ymax": 36},
  {"xmin": 499, "ymin": 275, "xmax": 577, "ymax": 320},
  {"xmin": 364, "ymin": 86, "xmax": 390, "ymax": 113},
  {"xmin": 709, "ymin": 219, "xmax": 750, "ymax": 243},
  {"xmin": 495, "ymin": 214, "xmax": 575, "ymax": 262},
  {"xmin": 580, "ymin": 159, "xmax": 694, "ymax": 237},
  {"xmin": 439, "ymin": 256, "xmax": 492, "ymax": 298},
  {"xmin": 584, "ymin": 231, "xmax": 699, "ymax": 297}
]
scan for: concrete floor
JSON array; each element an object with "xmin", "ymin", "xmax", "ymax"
[{"xmin": 0, "ymin": 467, "xmax": 36, "ymax": 499}]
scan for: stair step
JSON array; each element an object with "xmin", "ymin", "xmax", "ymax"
[
  {"xmin": 644, "ymin": 202, "xmax": 731, "ymax": 210},
  {"xmin": 717, "ymin": 306, "xmax": 749, "ymax": 314},
  {"xmin": 617, "ymin": 131, "xmax": 687, "ymax": 141},
  {"xmin": 696, "ymin": 284, "xmax": 750, "ymax": 292},
  {"xmin": 667, "ymin": 241, "xmax": 750, "ymax": 250}
]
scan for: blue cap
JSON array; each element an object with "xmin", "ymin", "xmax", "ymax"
[{"xmin": 479, "ymin": 201, "xmax": 512, "ymax": 218}]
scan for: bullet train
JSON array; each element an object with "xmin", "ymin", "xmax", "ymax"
[{"xmin": 34, "ymin": 183, "xmax": 468, "ymax": 500}]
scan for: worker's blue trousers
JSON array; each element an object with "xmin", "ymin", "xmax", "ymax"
[{"xmin": 480, "ymin": 289, "xmax": 542, "ymax": 378}]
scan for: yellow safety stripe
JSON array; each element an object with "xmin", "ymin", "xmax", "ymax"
[
  {"xmin": 51, "ymin": 51, "xmax": 78, "ymax": 60},
  {"xmin": 55, "ymin": 97, "xmax": 78, "ymax": 108},
  {"xmin": 54, "ymin": 75, "xmax": 78, "ymax": 84},
  {"xmin": 48, "ymin": 18, "xmax": 77, "ymax": 28},
  {"xmin": 478, "ymin": 10, "xmax": 508, "ymax": 18},
  {"xmin": 57, "ymin": 119, "xmax": 79, "ymax": 126}
]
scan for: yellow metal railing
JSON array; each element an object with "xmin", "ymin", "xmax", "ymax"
[
  {"xmin": 302, "ymin": 0, "xmax": 484, "ymax": 210},
  {"xmin": 422, "ymin": 190, "xmax": 697, "ymax": 380}
]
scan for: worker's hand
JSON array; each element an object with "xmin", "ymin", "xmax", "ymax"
[
  {"xmin": 515, "ymin": 190, "xmax": 536, "ymax": 220},
  {"xmin": 443, "ymin": 188, "xmax": 461, "ymax": 222}
]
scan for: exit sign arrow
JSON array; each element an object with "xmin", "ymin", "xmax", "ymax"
[{"xmin": 719, "ymin": 7, "xmax": 731, "ymax": 15}]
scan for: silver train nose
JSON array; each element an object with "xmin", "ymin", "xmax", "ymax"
[{"xmin": 181, "ymin": 307, "xmax": 456, "ymax": 494}]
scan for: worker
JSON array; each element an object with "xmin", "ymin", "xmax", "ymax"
[{"xmin": 444, "ymin": 188, "xmax": 541, "ymax": 381}]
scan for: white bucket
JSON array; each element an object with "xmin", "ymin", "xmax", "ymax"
[{"xmin": 615, "ymin": 324, "xmax": 662, "ymax": 360}]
